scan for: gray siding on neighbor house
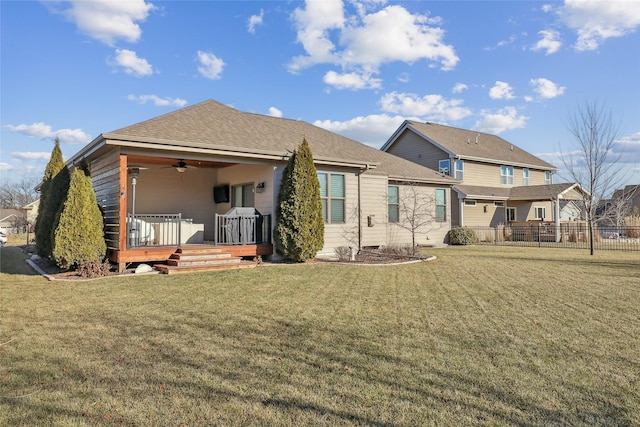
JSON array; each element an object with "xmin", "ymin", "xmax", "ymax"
[{"xmin": 386, "ymin": 129, "xmax": 449, "ymax": 172}]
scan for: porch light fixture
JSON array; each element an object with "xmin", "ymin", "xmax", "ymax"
[
  {"xmin": 255, "ymin": 182, "xmax": 265, "ymax": 193},
  {"xmin": 176, "ymin": 165, "xmax": 186, "ymax": 173},
  {"xmin": 127, "ymin": 165, "xmax": 148, "ymax": 247}
]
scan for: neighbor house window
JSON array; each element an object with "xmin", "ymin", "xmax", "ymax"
[
  {"xmin": 501, "ymin": 166, "xmax": 514, "ymax": 185},
  {"xmin": 523, "ymin": 169, "xmax": 529, "ymax": 186},
  {"xmin": 454, "ymin": 160, "xmax": 464, "ymax": 180},
  {"xmin": 388, "ymin": 186, "xmax": 399, "ymax": 223},
  {"xmin": 534, "ymin": 206, "xmax": 546, "ymax": 220},
  {"xmin": 435, "ymin": 189, "xmax": 446, "ymax": 222},
  {"xmin": 318, "ymin": 172, "xmax": 345, "ymax": 223},
  {"xmin": 545, "ymin": 171, "xmax": 552, "ymax": 184},
  {"xmin": 464, "ymin": 200, "xmax": 477, "ymax": 206},
  {"xmin": 438, "ymin": 159, "xmax": 450, "ymax": 176},
  {"xmin": 506, "ymin": 207, "xmax": 516, "ymax": 222},
  {"xmin": 494, "ymin": 201, "xmax": 505, "ymax": 207}
]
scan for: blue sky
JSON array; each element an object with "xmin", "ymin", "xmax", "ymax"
[{"xmin": 2, "ymin": 0, "xmax": 639, "ymax": 190}]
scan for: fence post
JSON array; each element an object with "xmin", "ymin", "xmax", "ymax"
[{"xmin": 538, "ymin": 224, "xmax": 541, "ymax": 248}]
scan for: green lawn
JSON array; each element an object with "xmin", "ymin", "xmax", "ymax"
[{"xmin": 1, "ymin": 245, "xmax": 639, "ymax": 426}]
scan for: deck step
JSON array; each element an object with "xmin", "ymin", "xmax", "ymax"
[
  {"xmin": 169, "ymin": 253, "xmax": 233, "ymax": 261},
  {"xmin": 154, "ymin": 261, "xmax": 256, "ymax": 275},
  {"xmin": 167, "ymin": 257, "xmax": 242, "ymax": 267},
  {"xmin": 156, "ymin": 245, "xmax": 255, "ymax": 274},
  {"xmin": 176, "ymin": 246, "xmax": 225, "ymax": 255}
]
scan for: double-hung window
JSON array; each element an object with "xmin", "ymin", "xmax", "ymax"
[
  {"xmin": 545, "ymin": 171, "xmax": 552, "ymax": 184},
  {"xmin": 318, "ymin": 172, "xmax": 345, "ymax": 223},
  {"xmin": 388, "ymin": 186, "xmax": 399, "ymax": 223},
  {"xmin": 454, "ymin": 160, "xmax": 464, "ymax": 180},
  {"xmin": 523, "ymin": 168, "xmax": 529, "ymax": 186},
  {"xmin": 534, "ymin": 206, "xmax": 546, "ymax": 220},
  {"xmin": 438, "ymin": 159, "xmax": 450, "ymax": 176},
  {"xmin": 435, "ymin": 189, "xmax": 446, "ymax": 222},
  {"xmin": 500, "ymin": 165, "xmax": 514, "ymax": 185}
]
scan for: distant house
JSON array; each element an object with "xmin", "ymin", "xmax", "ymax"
[
  {"xmin": 559, "ymin": 201, "xmax": 584, "ymax": 222},
  {"xmin": 381, "ymin": 121, "xmax": 587, "ymax": 230},
  {"xmin": 598, "ymin": 184, "xmax": 640, "ymax": 226},
  {"xmin": 66, "ymin": 100, "xmax": 456, "ymax": 271},
  {"xmin": 0, "ymin": 209, "xmax": 23, "ymax": 233},
  {"xmin": 23, "ymin": 199, "xmax": 39, "ymax": 229}
]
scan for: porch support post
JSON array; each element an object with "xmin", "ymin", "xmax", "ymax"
[{"xmin": 118, "ymin": 154, "xmax": 128, "ymax": 272}]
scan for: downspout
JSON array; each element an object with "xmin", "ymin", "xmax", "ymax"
[{"xmin": 459, "ymin": 197, "xmax": 465, "ymax": 227}]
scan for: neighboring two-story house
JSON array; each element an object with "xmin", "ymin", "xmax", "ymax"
[{"xmin": 382, "ymin": 121, "xmax": 585, "ymax": 229}]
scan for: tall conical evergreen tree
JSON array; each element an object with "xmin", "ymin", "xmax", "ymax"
[
  {"xmin": 52, "ymin": 168, "xmax": 106, "ymax": 269},
  {"xmin": 35, "ymin": 139, "xmax": 70, "ymax": 257},
  {"xmin": 274, "ymin": 138, "xmax": 324, "ymax": 262}
]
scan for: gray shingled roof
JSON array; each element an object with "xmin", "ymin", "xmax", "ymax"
[
  {"xmin": 398, "ymin": 121, "xmax": 557, "ymax": 170},
  {"xmin": 101, "ymin": 100, "xmax": 455, "ymax": 184},
  {"xmin": 455, "ymin": 183, "xmax": 582, "ymax": 200}
]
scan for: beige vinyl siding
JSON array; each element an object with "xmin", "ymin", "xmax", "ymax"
[
  {"xmin": 90, "ymin": 149, "xmax": 121, "ymax": 250},
  {"xmin": 386, "ymin": 129, "xmax": 450, "ymax": 171},
  {"xmin": 460, "ymin": 201, "xmax": 494, "ymax": 227},
  {"xmin": 461, "ymin": 162, "xmax": 506, "ymax": 186},
  {"xmin": 387, "ymin": 184, "xmax": 450, "ymax": 245},
  {"xmin": 128, "ymin": 163, "xmax": 217, "ymax": 240},
  {"xmin": 215, "ymin": 163, "xmax": 277, "ymax": 218},
  {"xmin": 508, "ymin": 201, "xmax": 554, "ymax": 221},
  {"xmin": 360, "ymin": 174, "xmax": 388, "ymax": 247},
  {"xmin": 317, "ymin": 167, "xmax": 359, "ymax": 255},
  {"xmin": 521, "ymin": 169, "xmax": 550, "ymax": 186}
]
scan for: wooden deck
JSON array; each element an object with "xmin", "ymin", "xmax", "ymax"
[
  {"xmin": 154, "ymin": 246, "xmax": 258, "ymax": 275},
  {"xmin": 111, "ymin": 243, "xmax": 273, "ymax": 271}
]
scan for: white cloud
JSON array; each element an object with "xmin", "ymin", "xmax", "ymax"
[
  {"xmin": 531, "ymin": 29, "xmax": 562, "ymax": 54},
  {"xmin": 529, "ymin": 77, "xmax": 566, "ymax": 99},
  {"xmin": 268, "ymin": 107, "xmax": 283, "ymax": 118},
  {"xmin": 489, "ymin": 81, "xmax": 516, "ymax": 100},
  {"xmin": 379, "ymin": 91, "xmax": 472, "ymax": 122},
  {"xmin": 55, "ymin": 0, "xmax": 155, "ymax": 46},
  {"xmin": 473, "ymin": 107, "xmax": 528, "ymax": 134},
  {"xmin": 613, "ymin": 132, "xmax": 640, "ymax": 164},
  {"xmin": 313, "ymin": 114, "xmax": 408, "ymax": 147},
  {"xmin": 109, "ymin": 49, "xmax": 153, "ymax": 76},
  {"xmin": 127, "ymin": 94, "xmax": 187, "ymax": 107},
  {"xmin": 559, "ymin": 0, "xmax": 640, "ymax": 51},
  {"xmin": 12, "ymin": 152, "xmax": 52, "ymax": 161},
  {"xmin": 289, "ymin": 2, "xmax": 458, "ymax": 90},
  {"xmin": 452, "ymin": 83, "xmax": 468, "ymax": 93},
  {"xmin": 0, "ymin": 162, "xmax": 14, "ymax": 172},
  {"xmin": 248, "ymin": 9, "xmax": 264, "ymax": 34},
  {"xmin": 197, "ymin": 50, "xmax": 225, "ymax": 80},
  {"xmin": 323, "ymin": 70, "xmax": 382, "ymax": 90},
  {"xmin": 4, "ymin": 122, "xmax": 91, "ymax": 145}
]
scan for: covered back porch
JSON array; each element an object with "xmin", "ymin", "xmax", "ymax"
[{"xmin": 91, "ymin": 151, "xmax": 275, "ymax": 271}]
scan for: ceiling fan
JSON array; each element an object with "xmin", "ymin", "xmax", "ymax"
[{"xmin": 169, "ymin": 159, "xmax": 197, "ymax": 173}]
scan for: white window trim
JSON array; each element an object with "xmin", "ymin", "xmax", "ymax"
[
  {"xmin": 494, "ymin": 201, "xmax": 505, "ymax": 207},
  {"xmin": 534, "ymin": 206, "xmax": 546, "ymax": 220},
  {"xmin": 523, "ymin": 169, "xmax": 529, "ymax": 186},
  {"xmin": 501, "ymin": 165, "xmax": 514, "ymax": 185},
  {"xmin": 318, "ymin": 172, "xmax": 345, "ymax": 224},
  {"xmin": 464, "ymin": 200, "xmax": 477, "ymax": 206},
  {"xmin": 506, "ymin": 207, "xmax": 516, "ymax": 222}
]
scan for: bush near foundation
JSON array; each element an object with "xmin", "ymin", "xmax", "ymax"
[{"xmin": 449, "ymin": 227, "xmax": 478, "ymax": 245}]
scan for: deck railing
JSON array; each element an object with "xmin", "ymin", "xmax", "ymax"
[
  {"xmin": 467, "ymin": 223, "xmax": 640, "ymax": 252},
  {"xmin": 127, "ymin": 213, "xmax": 182, "ymax": 248},
  {"xmin": 214, "ymin": 213, "xmax": 271, "ymax": 246}
]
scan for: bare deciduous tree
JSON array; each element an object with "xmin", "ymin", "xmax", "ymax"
[
  {"xmin": 0, "ymin": 178, "xmax": 39, "ymax": 209},
  {"xmin": 393, "ymin": 182, "xmax": 439, "ymax": 255},
  {"xmin": 561, "ymin": 101, "xmax": 624, "ymax": 255}
]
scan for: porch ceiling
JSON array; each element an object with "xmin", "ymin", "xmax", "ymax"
[{"xmin": 126, "ymin": 154, "xmax": 234, "ymax": 169}]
